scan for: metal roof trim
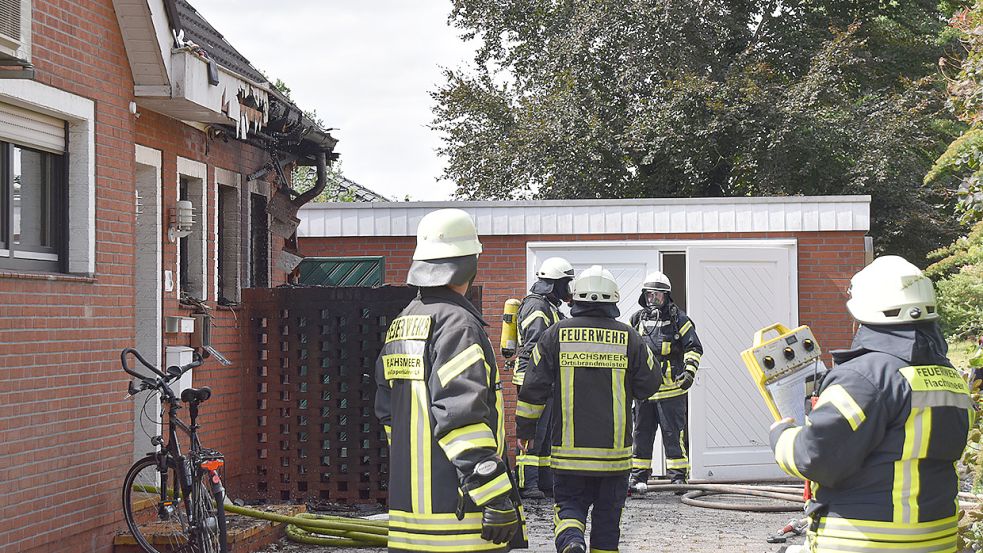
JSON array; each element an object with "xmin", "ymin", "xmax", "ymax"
[{"xmin": 300, "ymin": 195, "xmax": 871, "ymax": 210}]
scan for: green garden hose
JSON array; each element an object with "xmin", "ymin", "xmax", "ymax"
[
  {"xmin": 223, "ymin": 503, "xmax": 389, "ymax": 547},
  {"xmin": 130, "ymin": 484, "xmax": 389, "ymax": 547}
]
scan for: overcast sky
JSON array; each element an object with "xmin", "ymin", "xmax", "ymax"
[{"xmin": 192, "ymin": 1, "xmax": 475, "ymax": 201}]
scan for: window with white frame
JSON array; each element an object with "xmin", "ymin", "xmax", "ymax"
[
  {"xmin": 177, "ymin": 158, "xmax": 206, "ymax": 301},
  {"xmin": 0, "ymin": 84, "xmax": 95, "ymax": 276},
  {"xmin": 0, "ymin": 140, "xmax": 64, "ymax": 272}
]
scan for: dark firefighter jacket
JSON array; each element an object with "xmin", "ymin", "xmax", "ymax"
[
  {"xmin": 769, "ymin": 323, "xmax": 975, "ymax": 552},
  {"xmin": 375, "ymin": 287, "xmax": 526, "ymax": 552},
  {"xmin": 513, "ymin": 293, "xmax": 563, "ymax": 386},
  {"xmin": 629, "ymin": 306, "xmax": 703, "ymax": 401},
  {"xmin": 516, "ymin": 305, "xmax": 661, "ymax": 475}
]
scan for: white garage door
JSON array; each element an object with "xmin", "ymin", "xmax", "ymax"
[
  {"xmin": 528, "ymin": 240, "xmax": 797, "ymax": 482},
  {"xmin": 687, "ymin": 245, "xmax": 796, "ymax": 481}
]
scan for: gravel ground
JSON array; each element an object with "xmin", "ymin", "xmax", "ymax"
[{"xmin": 255, "ymin": 491, "xmax": 804, "ymax": 553}]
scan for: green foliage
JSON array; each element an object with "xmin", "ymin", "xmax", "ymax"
[
  {"xmin": 935, "ymin": 4, "xmax": 983, "ymax": 224},
  {"xmin": 927, "ymin": 222, "xmax": 983, "ymax": 338},
  {"xmin": 935, "ymin": 263, "xmax": 983, "ymax": 338},
  {"xmin": 433, "ymin": 0, "xmax": 969, "ymax": 264}
]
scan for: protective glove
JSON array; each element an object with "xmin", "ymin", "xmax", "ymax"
[
  {"xmin": 481, "ymin": 496, "xmax": 519, "ymax": 544},
  {"xmin": 675, "ymin": 369, "xmax": 696, "ymax": 390}
]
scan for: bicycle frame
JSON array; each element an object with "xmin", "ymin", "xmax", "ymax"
[
  {"xmin": 122, "ymin": 348, "xmax": 227, "ymax": 552},
  {"xmin": 151, "ymin": 385, "xmax": 204, "ymax": 523}
]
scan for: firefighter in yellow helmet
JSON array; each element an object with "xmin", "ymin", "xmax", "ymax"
[
  {"xmin": 514, "ymin": 256, "xmax": 575, "ymax": 500},
  {"xmin": 375, "ymin": 209, "xmax": 526, "ymax": 552},
  {"xmin": 769, "ymin": 256, "xmax": 974, "ymax": 553},
  {"xmin": 517, "ymin": 265, "xmax": 660, "ymax": 553}
]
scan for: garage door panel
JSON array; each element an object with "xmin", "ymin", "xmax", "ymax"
[
  {"xmin": 561, "ymin": 250, "xmax": 658, "ymax": 326},
  {"xmin": 529, "ymin": 242, "xmax": 797, "ymax": 482},
  {"xmin": 688, "ymin": 246, "xmax": 795, "ymax": 480}
]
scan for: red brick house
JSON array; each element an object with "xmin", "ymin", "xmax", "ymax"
[
  {"xmin": 297, "ymin": 197, "xmax": 871, "ymax": 481},
  {"xmin": 0, "ymin": 1, "xmax": 336, "ymax": 551}
]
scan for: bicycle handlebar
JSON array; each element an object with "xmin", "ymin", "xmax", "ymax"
[
  {"xmin": 121, "ymin": 348, "xmax": 165, "ymax": 379},
  {"xmin": 122, "ymin": 348, "xmax": 204, "ymax": 385},
  {"xmin": 165, "ymin": 351, "xmax": 204, "ymax": 380}
]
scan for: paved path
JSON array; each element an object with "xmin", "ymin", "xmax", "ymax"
[{"xmin": 257, "ymin": 491, "xmax": 804, "ymax": 552}]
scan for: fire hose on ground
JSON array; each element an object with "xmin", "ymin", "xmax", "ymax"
[
  {"xmin": 137, "ymin": 485, "xmax": 983, "ymax": 548},
  {"xmin": 223, "ymin": 503, "xmax": 389, "ymax": 547},
  {"xmin": 645, "ymin": 480, "xmax": 807, "ymax": 512},
  {"xmin": 642, "ymin": 480, "xmax": 983, "ymax": 513}
]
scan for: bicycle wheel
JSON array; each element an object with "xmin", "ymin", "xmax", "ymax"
[
  {"xmin": 123, "ymin": 455, "xmax": 192, "ymax": 553},
  {"xmin": 191, "ymin": 468, "xmax": 226, "ymax": 553},
  {"xmin": 123, "ymin": 457, "xmax": 227, "ymax": 553}
]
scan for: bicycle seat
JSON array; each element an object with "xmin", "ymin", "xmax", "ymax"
[{"xmin": 180, "ymin": 386, "xmax": 212, "ymax": 404}]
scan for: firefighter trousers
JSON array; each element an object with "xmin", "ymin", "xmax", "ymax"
[
  {"xmin": 516, "ymin": 390, "xmax": 554, "ymax": 494},
  {"xmin": 553, "ymin": 472, "xmax": 628, "ymax": 553},
  {"xmin": 630, "ymin": 394, "xmax": 689, "ymax": 483}
]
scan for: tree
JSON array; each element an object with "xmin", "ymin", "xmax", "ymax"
[{"xmin": 433, "ymin": 0, "xmax": 971, "ymax": 263}]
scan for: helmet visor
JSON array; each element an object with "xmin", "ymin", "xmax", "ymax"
[{"xmin": 644, "ymin": 290, "xmax": 667, "ymax": 308}]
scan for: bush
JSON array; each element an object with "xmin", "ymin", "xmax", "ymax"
[
  {"xmin": 927, "ymin": 221, "xmax": 983, "ymax": 339},
  {"xmin": 935, "ymin": 264, "xmax": 983, "ymax": 338}
]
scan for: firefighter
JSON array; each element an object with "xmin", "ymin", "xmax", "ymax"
[
  {"xmin": 628, "ymin": 271, "xmax": 703, "ymax": 491},
  {"xmin": 514, "ymin": 256, "xmax": 575, "ymax": 500},
  {"xmin": 375, "ymin": 208, "xmax": 526, "ymax": 553},
  {"xmin": 517, "ymin": 265, "xmax": 660, "ymax": 553},
  {"xmin": 769, "ymin": 255, "xmax": 974, "ymax": 553}
]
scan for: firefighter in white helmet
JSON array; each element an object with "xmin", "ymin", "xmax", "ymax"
[
  {"xmin": 375, "ymin": 209, "xmax": 526, "ymax": 552},
  {"xmin": 628, "ymin": 271, "xmax": 704, "ymax": 492},
  {"xmin": 517, "ymin": 265, "xmax": 660, "ymax": 553},
  {"xmin": 514, "ymin": 257, "xmax": 574, "ymax": 500},
  {"xmin": 768, "ymin": 256, "xmax": 972, "ymax": 553}
]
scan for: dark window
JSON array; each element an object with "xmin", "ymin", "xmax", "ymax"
[
  {"xmin": 250, "ymin": 193, "xmax": 269, "ymax": 288},
  {"xmin": 660, "ymin": 252, "xmax": 686, "ymax": 311},
  {"xmin": 0, "ymin": 141, "xmax": 65, "ymax": 272},
  {"xmin": 218, "ymin": 184, "xmax": 240, "ymax": 303}
]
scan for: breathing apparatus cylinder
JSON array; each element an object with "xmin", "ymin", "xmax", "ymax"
[{"xmin": 501, "ymin": 298, "xmax": 521, "ymax": 358}]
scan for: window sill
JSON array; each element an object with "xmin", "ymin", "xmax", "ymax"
[{"xmin": 0, "ymin": 269, "xmax": 96, "ymax": 283}]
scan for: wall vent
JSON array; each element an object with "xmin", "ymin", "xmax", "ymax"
[{"xmin": 0, "ymin": 0, "xmax": 21, "ymax": 45}]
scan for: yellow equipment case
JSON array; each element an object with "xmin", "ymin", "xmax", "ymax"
[{"xmin": 741, "ymin": 323, "xmax": 827, "ymax": 425}]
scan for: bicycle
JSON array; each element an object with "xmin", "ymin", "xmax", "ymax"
[{"xmin": 120, "ymin": 348, "xmax": 229, "ymax": 553}]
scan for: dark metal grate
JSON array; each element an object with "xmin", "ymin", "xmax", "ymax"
[
  {"xmin": 240, "ymin": 285, "xmax": 483, "ymax": 505},
  {"xmin": 241, "ymin": 286, "xmax": 415, "ymax": 504}
]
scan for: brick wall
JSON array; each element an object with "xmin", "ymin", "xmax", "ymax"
[
  {"xmin": 0, "ymin": 2, "xmax": 288, "ymax": 551},
  {"xmin": 0, "ymin": 2, "xmax": 138, "ymax": 552},
  {"xmin": 134, "ymin": 109, "xmax": 286, "ymax": 500},
  {"xmin": 299, "ymin": 231, "xmax": 867, "ymax": 453}
]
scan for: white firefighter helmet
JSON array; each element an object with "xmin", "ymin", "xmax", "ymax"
[
  {"xmin": 411, "ymin": 208, "xmax": 482, "ymax": 261},
  {"xmin": 641, "ymin": 271, "xmax": 671, "ymax": 292},
  {"xmin": 407, "ymin": 209, "xmax": 482, "ymax": 287},
  {"xmin": 570, "ymin": 265, "xmax": 620, "ymax": 303},
  {"xmin": 537, "ymin": 257, "xmax": 575, "ymax": 280},
  {"xmin": 846, "ymin": 255, "xmax": 939, "ymax": 325}
]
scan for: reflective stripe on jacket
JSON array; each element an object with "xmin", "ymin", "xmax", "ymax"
[
  {"xmin": 516, "ymin": 311, "xmax": 661, "ymax": 475},
  {"xmin": 768, "ymin": 323, "xmax": 973, "ymax": 552},
  {"xmin": 375, "ymin": 287, "xmax": 522, "ymax": 552},
  {"xmin": 514, "ymin": 293, "xmax": 563, "ymax": 386},
  {"xmin": 630, "ymin": 306, "xmax": 703, "ymax": 400}
]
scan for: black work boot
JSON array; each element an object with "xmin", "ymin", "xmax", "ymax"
[
  {"xmin": 520, "ymin": 488, "xmax": 546, "ymax": 500},
  {"xmin": 561, "ymin": 542, "xmax": 587, "ymax": 553},
  {"xmin": 671, "ymin": 476, "xmax": 687, "ymax": 495}
]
